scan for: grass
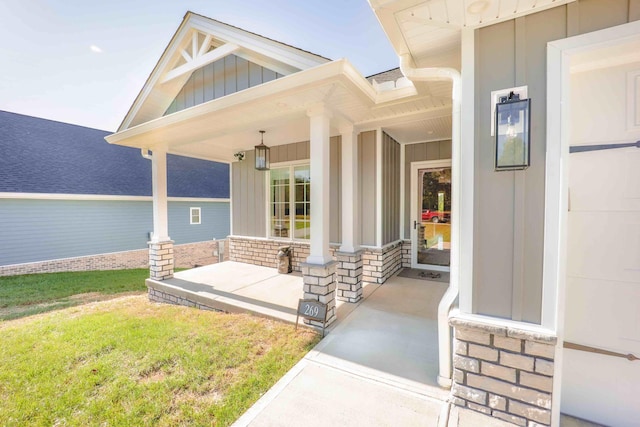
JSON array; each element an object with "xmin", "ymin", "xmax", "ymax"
[
  {"xmin": 0, "ymin": 295, "xmax": 319, "ymax": 426},
  {"xmin": 0, "ymin": 269, "xmax": 151, "ymax": 320}
]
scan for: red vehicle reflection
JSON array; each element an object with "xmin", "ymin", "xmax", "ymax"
[{"xmin": 421, "ymin": 209, "xmax": 450, "ymax": 223}]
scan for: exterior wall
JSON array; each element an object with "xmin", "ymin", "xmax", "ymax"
[
  {"xmin": 403, "ymin": 140, "xmax": 452, "ymax": 238},
  {"xmin": 0, "ymin": 240, "xmax": 225, "ymax": 277},
  {"xmin": 231, "ymin": 150, "xmax": 267, "ymax": 237},
  {"xmin": 358, "ymin": 130, "xmax": 377, "ymax": 246},
  {"xmin": 473, "ymin": 1, "xmax": 637, "ymax": 323},
  {"xmin": 449, "ymin": 316, "xmax": 557, "ymax": 426},
  {"xmin": 0, "ymin": 199, "xmax": 229, "ymax": 266},
  {"xmin": 164, "ymin": 54, "xmax": 284, "ymax": 115},
  {"xmin": 381, "ymin": 132, "xmax": 400, "ymax": 245},
  {"xmin": 231, "ymin": 137, "xmax": 342, "ymax": 242}
]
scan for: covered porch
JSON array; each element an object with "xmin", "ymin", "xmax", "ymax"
[{"xmin": 105, "ymin": 11, "xmax": 459, "ymax": 392}]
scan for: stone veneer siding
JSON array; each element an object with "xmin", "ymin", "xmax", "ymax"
[
  {"xmin": 335, "ymin": 250, "xmax": 363, "ymax": 303},
  {"xmin": 401, "ymin": 240, "xmax": 411, "ymax": 268},
  {"xmin": 228, "ymin": 236, "xmax": 314, "ymax": 272},
  {"xmin": 0, "ymin": 240, "xmax": 226, "ymax": 277},
  {"xmin": 362, "ymin": 240, "xmax": 403, "ymax": 284},
  {"xmin": 449, "ymin": 316, "xmax": 557, "ymax": 427},
  {"xmin": 229, "ymin": 236, "xmax": 405, "ymax": 287},
  {"xmin": 149, "ymin": 286, "xmax": 222, "ymax": 312}
]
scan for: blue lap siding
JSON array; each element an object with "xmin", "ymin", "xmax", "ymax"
[{"xmin": 0, "ymin": 110, "xmax": 231, "ymax": 267}]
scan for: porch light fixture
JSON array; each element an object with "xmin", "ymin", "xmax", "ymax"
[
  {"xmin": 255, "ymin": 130, "xmax": 270, "ymax": 171},
  {"xmin": 495, "ymin": 92, "xmax": 531, "ymax": 171}
]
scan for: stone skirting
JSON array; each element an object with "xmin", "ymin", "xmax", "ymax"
[
  {"xmin": 449, "ymin": 315, "xmax": 557, "ymax": 427},
  {"xmin": 335, "ymin": 250, "xmax": 363, "ymax": 303},
  {"xmin": 362, "ymin": 241, "xmax": 403, "ymax": 284},
  {"xmin": 228, "ymin": 236, "xmax": 312, "ymax": 272},
  {"xmin": 0, "ymin": 240, "xmax": 225, "ymax": 277},
  {"xmin": 401, "ymin": 240, "xmax": 411, "ymax": 268},
  {"xmin": 148, "ymin": 285, "xmax": 221, "ymax": 312},
  {"xmin": 301, "ymin": 261, "xmax": 337, "ymax": 327}
]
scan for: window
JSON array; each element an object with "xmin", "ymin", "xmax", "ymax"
[
  {"xmin": 269, "ymin": 164, "xmax": 310, "ymax": 240},
  {"xmin": 190, "ymin": 207, "xmax": 201, "ymax": 225}
]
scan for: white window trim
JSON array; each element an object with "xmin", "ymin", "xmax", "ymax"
[
  {"xmin": 267, "ymin": 160, "xmax": 310, "ymax": 242},
  {"xmin": 190, "ymin": 207, "xmax": 201, "ymax": 225}
]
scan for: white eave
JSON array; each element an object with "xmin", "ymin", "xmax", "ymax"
[
  {"xmin": 106, "ymin": 58, "xmax": 452, "ymax": 163},
  {"xmin": 369, "ymin": 0, "xmax": 576, "ymax": 65}
]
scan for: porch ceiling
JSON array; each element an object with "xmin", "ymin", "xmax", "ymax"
[
  {"xmin": 106, "ymin": 59, "xmax": 453, "ymax": 162},
  {"xmin": 370, "ymin": 0, "xmax": 575, "ymax": 66}
]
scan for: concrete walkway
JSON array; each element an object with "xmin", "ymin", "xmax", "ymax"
[{"xmin": 233, "ymin": 275, "xmax": 452, "ymax": 427}]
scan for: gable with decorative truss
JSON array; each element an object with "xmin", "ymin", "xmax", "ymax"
[
  {"xmin": 164, "ymin": 54, "xmax": 284, "ymax": 116},
  {"xmin": 119, "ymin": 12, "xmax": 330, "ymax": 131}
]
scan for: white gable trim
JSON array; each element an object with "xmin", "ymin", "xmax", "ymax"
[{"xmin": 118, "ymin": 12, "xmax": 329, "ymax": 132}]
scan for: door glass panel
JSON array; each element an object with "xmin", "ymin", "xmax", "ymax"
[{"xmin": 417, "ymin": 167, "xmax": 451, "ymax": 267}]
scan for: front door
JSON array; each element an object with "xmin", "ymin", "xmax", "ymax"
[
  {"xmin": 410, "ymin": 160, "xmax": 452, "ymax": 270},
  {"xmin": 561, "ymin": 58, "xmax": 640, "ymax": 425}
]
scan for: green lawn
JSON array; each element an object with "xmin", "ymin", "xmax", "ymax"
[
  {"xmin": 0, "ymin": 296, "xmax": 319, "ymax": 426},
  {"xmin": 0, "ymin": 269, "xmax": 150, "ymax": 320}
]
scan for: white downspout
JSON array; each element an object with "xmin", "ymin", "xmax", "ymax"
[{"xmin": 399, "ymin": 54, "xmax": 461, "ymax": 388}]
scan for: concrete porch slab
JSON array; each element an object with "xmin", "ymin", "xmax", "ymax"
[
  {"xmin": 233, "ymin": 273, "xmax": 452, "ymax": 427},
  {"xmin": 146, "ymin": 261, "xmax": 371, "ymax": 327}
]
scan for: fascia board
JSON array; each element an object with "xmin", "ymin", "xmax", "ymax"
[
  {"xmin": 106, "ymin": 60, "xmax": 375, "ymax": 146},
  {"xmin": 118, "ymin": 18, "xmax": 194, "ymax": 132}
]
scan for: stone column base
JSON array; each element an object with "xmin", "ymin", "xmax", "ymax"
[
  {"xmin": 449, "ymin": 315, "xmax": 557, "ymax": 427},
  {"xmin": 335, "ymin": 250, "xmax": 363, "ymax": 303},
  {"xmin": 149, "ymin": 240, "xmax": 174, "ymax": 280},
  {"xmin": 301, "ymin": 261, "xmax": 337, "ymax": 327}
]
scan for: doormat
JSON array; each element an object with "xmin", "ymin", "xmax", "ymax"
[{"xmin": 397, "ymin": 268, "xmax": 450, "ymax": 283}]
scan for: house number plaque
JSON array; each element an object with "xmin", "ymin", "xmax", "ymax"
[{"xmin": 295, "ymin": 299, "xmax": 328, "ymax": 337}]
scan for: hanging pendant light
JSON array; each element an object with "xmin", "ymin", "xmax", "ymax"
[{"xmin": 255, "ymin": 130, "xmax": 270, "ymax": 171}]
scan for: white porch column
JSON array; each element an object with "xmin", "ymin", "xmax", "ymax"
[
  {"xmin": 306, "ymin": 104, "xmax": 332, "ymax": 265},
  {"xmin": 149, "ymin": 148, "xmax": 173, "ymax": 280},
  {"xmin": 336, "ymin": 125, "xmax": 364, "ymax": 303},
  {"xmin": 339, "ymin": 125, "xmax": 359, "ymax": 253},
  {"xmin": 151, "ymin": 148, "xmax": 170, "ymax": 242}
]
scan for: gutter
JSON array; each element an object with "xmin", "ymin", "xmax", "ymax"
[{"xmin": 399, "ymin": 54, "xmax": 461, "ymax": 388}]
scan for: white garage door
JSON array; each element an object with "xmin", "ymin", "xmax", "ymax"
[{"xmin": 561, "ymin": 61, "xmax": 640, "ymax": 426}]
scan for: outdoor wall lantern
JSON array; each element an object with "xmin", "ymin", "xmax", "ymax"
[
  {"xmin": 255, "ymin": 130, "xmax": 270, "ymax": 171},
  {"xmin": 495, "ymin": 92, "xmax": 531, "ymax": 171}
]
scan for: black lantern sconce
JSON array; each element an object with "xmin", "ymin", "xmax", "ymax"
[
  {"xmin": 255, "ymin": 130, "xmax": 270, "ymax": 171},
  {"xmin": 495, "ymin": 92, "xmax": 531, "ymax": 171}
]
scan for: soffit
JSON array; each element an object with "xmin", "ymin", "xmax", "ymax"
[
  {"xmin": 371, "ymin": 0, "xmax": 575, "ymax": 64},
  {"xmin": 106, "ymin": 60, "xmax": 453, "ymax": 162}
]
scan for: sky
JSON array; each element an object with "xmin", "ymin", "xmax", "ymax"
[{"xmin": 0, "ymin": 0, "xmax": 399, "ymax": 132}]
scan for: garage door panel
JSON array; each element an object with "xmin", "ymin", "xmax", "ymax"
[
  {"xmin": 565, "ymin": 277, "xmax": 640, "ymax": 352},
  {"xmin": 570, "ymin": 149, "xmax": 640, "ymax": 212},
  {"xmin": 567, "ymin": 212, "xmax": 640, "ymax": 283},
  {"xmin": 561, "ymin": 349, "xmax": 640, "ymax": 427}
]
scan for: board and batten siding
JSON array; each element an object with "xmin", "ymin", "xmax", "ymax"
[
  {"xmin": 0, "ymin": 199, "xmax": 230, "ymax": 266},
  {"xmin": 473, "ymin": 0, "xmax": 639, "ymax": 323},
  {"xmin": 382, "ymin": 132, "xmax": 401, "ymax": 245},
  {"xmin": 164, "ymin": 54, "xmax": 284, "ymax": 115},
  {"xmin": 403, "ymin": 140, "xmax": 453, "ymax": 239},
  {"xmin": 231, "ymin": 137, "xmax": 342, "ymax": 243},
  {"xmin": 359, "ymin": 130, "xmax": 377, "ymax": 246}
]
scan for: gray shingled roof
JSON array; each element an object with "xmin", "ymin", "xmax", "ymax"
[
  {"xmin": 0, "ymin": 110, "xmax": 229, "ymax": 198},
  {"xmin": 366, "ymin": 67, "xmax": 404, "ymax": 84}
]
